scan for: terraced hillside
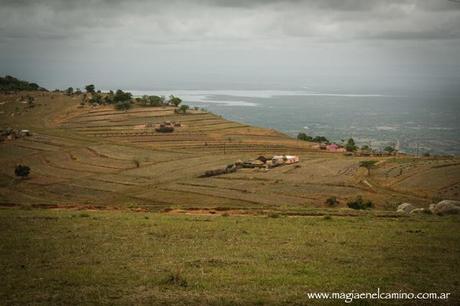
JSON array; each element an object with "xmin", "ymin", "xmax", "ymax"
[{"xmin": 1, "ymin": 91, "xmax": 459, "ymax": 214}]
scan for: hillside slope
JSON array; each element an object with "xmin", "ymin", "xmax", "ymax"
[{"xmin": 1, "ymin": 91, "xmax": 459, "ymax": 213}]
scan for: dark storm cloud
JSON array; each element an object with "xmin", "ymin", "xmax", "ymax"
[
  {"xmin": 0, "ymin": 0, "xmax": 459, "ymax": 89},
  {"xmin": 1, "ymin": 0, "xmax": 460, "ymax": 42}
]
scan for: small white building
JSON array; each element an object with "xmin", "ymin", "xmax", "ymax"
[{"xmin": 272, "ymin": 155, "xmax": 299, "ymax": 164}]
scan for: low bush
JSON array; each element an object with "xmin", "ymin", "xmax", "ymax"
[
  {"xmin": 325, "ymin": 196, "xmax": 338, "ymax": 206},
  {"xmin": 162, "ymin": 270, "xmax": 188, "ymax": 288},
  {"xmin": 347, "ymin": 196, "xmax": 373, "ymax": 210},
  {"xmin": 15, "ymin": 164, "xmax": 30, "ymax": 178},
  {"xmin": 115, "ymin": 101, "xmax": 131, "ymax": 111}
]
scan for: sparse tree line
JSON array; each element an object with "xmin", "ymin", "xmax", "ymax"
[{"xmin": 62, "ymin": 84, "xmax": 192, "ymax": 113}]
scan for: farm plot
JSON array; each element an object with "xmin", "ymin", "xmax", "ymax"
[
  {"xmin": 0, "ymin": 143, "xmax": 38, "ymax": 161},
  {"xmin": 135, "ymin": 184, "xmax": 264, "ymax": 209},
  {"xmin": 86, "ymin": 144, "xmax": 190, "ymax": 163},
  {"xmin": 157, "ymin": 182, "xmax": 310, "ymax": 208}
]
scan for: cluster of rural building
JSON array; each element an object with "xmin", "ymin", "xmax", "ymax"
[
  {"xmin": 202, "ymin": 155, "xmax": 299, "ymax": 177},
  {"xmin": 312, "ymin": 143, "xmax": 399, "ymax": 157},
  {"xmin": 0, "ymin": 128, "xmax": 31, "ymax": 142}
]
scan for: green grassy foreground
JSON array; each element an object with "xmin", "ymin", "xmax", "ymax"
[{"xmin": 1, "ymin": 208, "xmax": 459, "ymax": 305}]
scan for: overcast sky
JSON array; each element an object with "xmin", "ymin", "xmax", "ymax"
[{"xmin": 1, "ymin": 0, "xmax": 459, "ymax": 91}]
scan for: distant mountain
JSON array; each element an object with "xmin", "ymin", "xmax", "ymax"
[{"xmin": 0, "ymin": 75, "xmax": 47, "ymax": 92}]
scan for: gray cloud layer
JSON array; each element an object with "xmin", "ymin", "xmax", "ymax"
[{"xmin": 1, "ymin": 0, "xmax": 459, "ymax": 89}]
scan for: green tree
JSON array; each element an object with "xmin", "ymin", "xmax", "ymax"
[
  {"xmin": 65, "ymin": 87, "xmax": 73, "ymax": 95},
  {"xmin": 85, "ymin": 84, "xmax": 95, "ymax": 93},
  {"xmin": 26, "ymin": 96, "xmax": 35, "ymax": 108},
  {"xmin": 113, "ymin": 89, "xmax": 132, "ymax": 103},
  {"xmin": 359, "ymin": 160, "xmax": 378, "ymax": 176},
  {"xmin": 141, "ymin": 95, "xmax": 162, "ymax": 107},
  {"xmin": 169, "ymin": 95, "xmax": 182, "ymax": 107},
  {"xmin": 297, "ymin": 132, "xmax": 313, "ymax": 141},
  {"xmin": 345, "ymin": 138, "xmax": 357, "ymax": 152},
  {"xmin": 312, "ymin": 136, "xmax": 329, "ymax": 143},
  {"xmin": 15, "ymin": 164, "xmax": 30, "ymax": 178},
  {"xmin": 178, "ymin": 104, "xmax": 189, "ymax": 113},
  {"xmin": 384, "ymin": 146, "xmax": 395, "ymax": 154}
]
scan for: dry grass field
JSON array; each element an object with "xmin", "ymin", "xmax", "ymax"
[{"xmin": 1, "ymin": 91, "xmax": 460, "ymax": 304}]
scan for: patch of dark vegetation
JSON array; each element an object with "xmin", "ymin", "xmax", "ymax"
[
  {"xmin": 325, "ymin": 196, "xmax": 339, "ymax": 206},
  {"xmin": 347, "ymin": 196, "xmax": 373, "ymax": 210},
  {"xmin": 186, "ymin": 258, "xmax": 244, "ymax": 268},
  {"xmin": 0, "ymin": 75, "xmax": 47, "ymax": 92},
  {"xmin": 297, "ymin": 132, "xmax": 329, "ymax": 143},
  {"xmin": 214, "ymin": 207, "xmax": 232, "ymax": 211},
  {"xmin": 267, "ymin": 212, "xmax": 281, "ymax": 218},
  {"xmin": 15, "ymin": 164, "xmax": 30, "ymax": 179},
  {"xmin": 161, "ymin": 270, "xmax": 188, "ymax": 288}
]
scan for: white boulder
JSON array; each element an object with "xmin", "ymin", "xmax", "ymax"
[
  {"xmin": 429, "ymin": 200, "xmax": 460, "ymax": 215},
  {"xmin": 397, "ymin": 203, "xmax": 416, "ymax": 214}
]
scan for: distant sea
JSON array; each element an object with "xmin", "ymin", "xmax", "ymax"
[{"xmin": 131, "ymin": 83, "xmax": 460, "ymax": 155}]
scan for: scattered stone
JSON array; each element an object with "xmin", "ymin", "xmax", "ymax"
[
  {"xmin": 409, "ymin": 208, "xmax": 430, "ymax": 214},
  {"xmin": 396, "ymin": 203, "xmax": 416, "ymax": 214}
]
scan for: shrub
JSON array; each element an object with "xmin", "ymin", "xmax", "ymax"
[
  {"xmin": 312, "ymin": 136, "xmax": 329, "ymax": 143},
  {"xmin": 268, "ymin": 212, "xmax": 280, "ymax": 218},
  {"xmin": 162, "ymin": 270, "xmax": 188, "ymax": 287},
  {"xmin": 26, "ymin": 96, "xmax": 35, "ymax": 108},
  {"xmin": 65, "ymin": 87, "xmax": 73, "ymax": 95},
  {"xmin": 345, "ymin": 138, "xmax": 357, "ymax": 152},
  {"xmin": 115, "ymin": 101, "xmax": 131, "ymax": 111},
  {"xmin": 141, "ymin": 95, "xmax": 163, "ymax": 106},
  {"xmin": 113, "ymin": 89, "xmax": 132, "ymax": 103},
  {"xmin": 178, "ymin": 104, "xmax": 189, "ymax": 113},
  {"xmin": 85, "ymin": 84, "xmax": 95, "ymax": 93},
  {"xmin": 90, "ymin": 93, "xmax": 102, "ymax": 104},
  {"xmin": 347, "ymin": 196, "xmax": 373, "ymax": 210},
  {"xmin": 384, "ymin": 146, "xmax": 395, "ymax": 154},
  {"xmin": 169, "ymin": 95, "xmax": 182, "ymax": 107},
  {"xmin": 297, "ymin": 132, "xmax": 312, "ymax": 141},
  {"xmin": 15, "ymin": 164, "xmax": 30, "ymax": 178},
  {"xmin": 325, "ymin": 196, "xmax": 338, "ymax": 206}
]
